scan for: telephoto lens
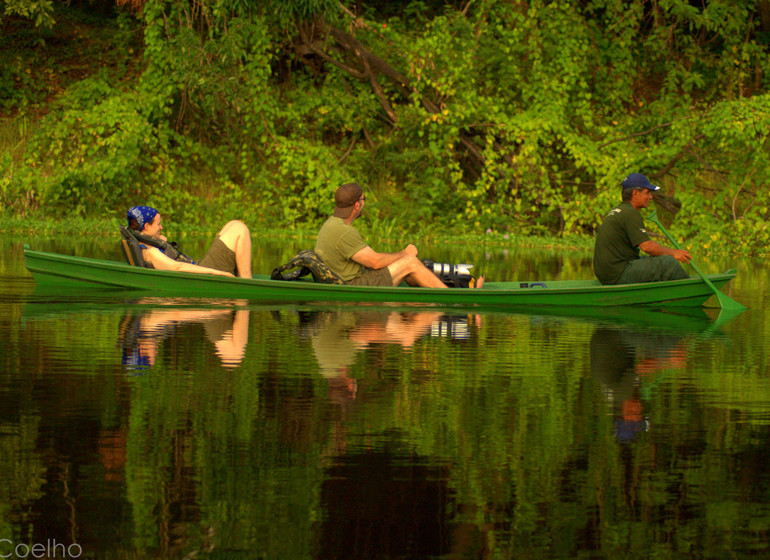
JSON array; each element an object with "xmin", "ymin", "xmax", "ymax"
[{"xmin": 422, "ymin": 260, "xmax": 473, "ymax": 276}]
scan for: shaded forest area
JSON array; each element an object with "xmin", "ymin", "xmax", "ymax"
[{"xmin": 2, "ymin": 0, "xmax": 770, "ymax": 253}]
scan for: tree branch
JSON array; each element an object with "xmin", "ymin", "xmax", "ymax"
[
  {"xmin": 459, "ymin": 135, "xmax": 486, "ymax": 164},
  {"xmin": 327, "ymin": 26, "xmax": 414, "ymax": 99},
  {"xmin": 295, "ymin": 18, "xmax": 487, "ymax": 167},
  {"xmin": 337, "ymin": 135, "xmax": 358, "ymax": 164},
  {"xmin": 732, "ymin": 174, "xmax": 752, "ymax": 221},
  {"xmin": 359, "ymin": 53, "xmax": 398, "ymax": 123},
  {"xmin": 597, "ymin": 119, "xmax": 690, "ymax": 149},
  {"xmin": 296, "ymin": 24, "xmax": 367, "ymax": 79}
]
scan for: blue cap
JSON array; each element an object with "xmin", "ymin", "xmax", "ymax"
[
  {"xmin": 621, "ymin": 173, "xmax": 660, "ymax": 191},
  {"xmin": 614, "ymin": 418, "xmax": 649, "ymax": 442}
]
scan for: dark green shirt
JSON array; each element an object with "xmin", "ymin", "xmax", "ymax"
[{"xmin": 593, "ymin": 201, "xmax": 651, "ymax": 284}]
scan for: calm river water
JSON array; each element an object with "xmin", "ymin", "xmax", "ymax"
[{"xmin": 1, "ymin": 236, "xmax": 769, "ymax": 559}]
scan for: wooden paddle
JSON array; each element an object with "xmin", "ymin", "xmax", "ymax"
[{"xmin": 646, "ymin": 211, "xmax": 747, "ymax": 312}]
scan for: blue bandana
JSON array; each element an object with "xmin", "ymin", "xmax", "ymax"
[
  {"xmin": 127, "ymin": 206, "xmax": 158, "ymax": 229},
  {"xmin": 122, "ymin": 348, "xmax": 151, "ymax": 374}
]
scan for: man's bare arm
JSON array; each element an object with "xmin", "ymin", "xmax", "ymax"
[
  {"xmin": 638, "ymin": 240, "xmax": 692, "ymax": 264},
  {"xmin": 351, "ymin": 244, "xmax": 418, "ymax": 269}
]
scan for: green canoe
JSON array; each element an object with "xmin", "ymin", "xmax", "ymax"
[{"xmin": 24, "ymin": 246, "xmax": 739, "ymax": 308}]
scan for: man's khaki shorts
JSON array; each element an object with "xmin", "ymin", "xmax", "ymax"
[{"xmin": 347, "ymin": 268, "xmax": 393, "ymax": 287}]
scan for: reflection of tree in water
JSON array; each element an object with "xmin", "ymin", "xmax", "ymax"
[{"xmin": 318, "ymin": 450, "xmax": 452, "ymax": 560}]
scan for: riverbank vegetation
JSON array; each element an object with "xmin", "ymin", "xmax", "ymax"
[{"xmin": 2, "ymin": 0, "xmax": 769, "ymax": 255}]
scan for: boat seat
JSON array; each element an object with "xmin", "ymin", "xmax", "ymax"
[
  {"xmin": 119, "ymin": 225, "xmax": 148, "ymax": 267},
  {"xmin": 270, "ymin": 250, "xmax": 345, "ymax": 284}
]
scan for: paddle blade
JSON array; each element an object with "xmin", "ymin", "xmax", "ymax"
[
  {"xmin": 711, "ymin": 288, "xmax": 748, "ymax": 312},
  {"xmin": 646, "ymin": 211, "xmax": 747, "ymax": 312}
]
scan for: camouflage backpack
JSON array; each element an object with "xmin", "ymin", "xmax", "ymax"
[{"xmin": 270, "ymin": 250, "xmax": 345, "ymax": 284}]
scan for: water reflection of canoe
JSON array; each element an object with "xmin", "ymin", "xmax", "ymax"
[
  {"xmin": 502, "ymin": 304, "xmax": 738, "ymax": 333},
  {"xmin": 24, "ymin": 246, "xmax": 738, "ymax": 308},
  {"xmin": 21, "ymin": 295, "xmax": 733, "ymax": 337}
]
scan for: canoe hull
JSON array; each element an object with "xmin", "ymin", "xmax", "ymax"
[{"xmin": 24, "ymin": 247, "xmax": 738, "ymax": 308}]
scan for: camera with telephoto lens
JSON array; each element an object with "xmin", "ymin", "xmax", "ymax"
[
  {"xmin": 422, "ymin": 260, "xmax": 473, "ymax": 277},
  {"xmin": 422, "ymin": 259, "xmax": 475, "ymax": 288},
  {"xmin": 430, "ymin": 316, "xmax": 470, "ymax": 340}
]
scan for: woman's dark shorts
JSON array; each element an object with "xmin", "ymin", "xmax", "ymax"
[{"xmin": 198, "ymin": 238, "xmax": 237, "ymax": 275}]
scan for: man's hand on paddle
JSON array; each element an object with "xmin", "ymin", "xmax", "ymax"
[
  {"xmin": 639, "ymin": 240, "xmax": 692, "ymax": 265},
  {"xmin": 672, "ymin": 249, "xmax": 691, "ymax": 264}
]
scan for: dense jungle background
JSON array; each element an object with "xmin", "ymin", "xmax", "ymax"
[{"xmin": 2, "ymin": 0, "xmax": 770, "ymax": 253}]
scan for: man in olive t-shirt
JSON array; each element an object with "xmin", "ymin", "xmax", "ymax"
[
  {"xmin": 314, "ymin": 183, "xmax": 450, "ymax": 288},
  {"xmin": 315, "ymin": 215, "xmax": 369, "ymax": 282},
  {"xmin": 593, "ymin": 173, "xmax": 692, "ymax": 285}
]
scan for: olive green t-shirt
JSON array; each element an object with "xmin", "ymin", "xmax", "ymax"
[
  {"xmin": 593, "ymin": 201, "xmax": 651, "ymax": 285},
  {"xmin": 311, "ymin": 311, "xmax": 361, "ymax": 377},
  {"xmin": 314, "ymin": 217, "xmax": 369, "ymax": 282}
]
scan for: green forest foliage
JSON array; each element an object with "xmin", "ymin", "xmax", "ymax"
[{"xmin": 2, "ymin": 0, "xmax": 770, "ymax": 253}]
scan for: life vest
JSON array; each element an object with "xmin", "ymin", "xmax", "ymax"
[{"xmin": 119, "ymin": 225, "xmax": 195, "ymax": 268}]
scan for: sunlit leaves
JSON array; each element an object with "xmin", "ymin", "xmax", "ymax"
[{"xmin": 1, "ymin": 0, "xmax": 55, "ymax": 29}]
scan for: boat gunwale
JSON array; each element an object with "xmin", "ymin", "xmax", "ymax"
[
  {"xmin": 23, "ymin": 247, "xmax": 739, "ymax": 310},
  {"xmin": 23, "ymin": 247, "xmax": 738, "ymax": 293}
]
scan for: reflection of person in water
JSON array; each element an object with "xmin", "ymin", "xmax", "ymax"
[
  {"xmin": 307, "ymin": 310, "xmax": 446, "ymax": 402},
  {"xmin": 590, "ymin": 326, "xmax": 688, "ymax": 442},
  {"xmin": 119, "ymin": 302, "xmax": 249, "ymax": 371},
  {"xmin": 304, "ymin": 309, "xmax": 478, "ymax": 456}
]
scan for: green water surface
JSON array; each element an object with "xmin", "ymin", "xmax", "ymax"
[{"xmin": 1, "ymin": 238, "xmax": 768, "ymax": 559}]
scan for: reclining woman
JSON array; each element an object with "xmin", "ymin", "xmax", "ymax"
[{"xmin": 127, "ymin": 206, "xmax": 252, "ymax": 278}]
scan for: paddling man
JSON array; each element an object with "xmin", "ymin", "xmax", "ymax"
[
  {"xmin": 315, "ymin": 183, "xmax": 479, "ymax": 288},
  {"xmin": 593, "ymin": 173, "xmax": 691, "ymax": 285},
  {"xmin": 127, "ymin": 206, "xmax": 252, "ymax": 278}
]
